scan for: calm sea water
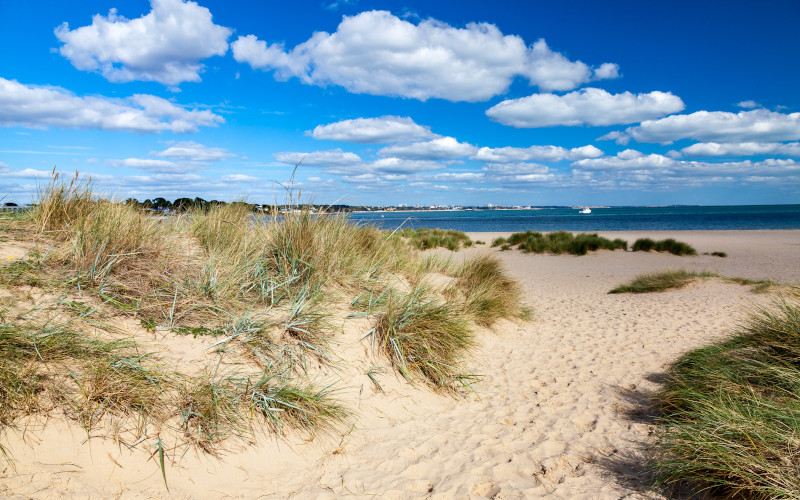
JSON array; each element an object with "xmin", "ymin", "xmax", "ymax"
[{"xmin": 347, "ymin": 205, "xmax": 800, "ymax": 232}]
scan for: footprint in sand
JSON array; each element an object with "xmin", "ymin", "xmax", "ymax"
[{"xmin": 471, "ymin": 481, "xmax": 501, "ymax": 498}]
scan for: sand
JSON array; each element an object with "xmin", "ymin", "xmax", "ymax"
[{"xmin": 2, "ymin": 230, "xmax": 799, "ymax": 499}]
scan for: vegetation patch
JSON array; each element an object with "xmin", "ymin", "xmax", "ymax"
[
  {"xmin": 449, "ymin": 254, "xmax": 524, "ymax": 327},
  {"xmin": 373, "ymin": 286, "xmax": 475, "ymax": 391},
  {"xmin": 492, "ymin": 230, "xmax": 627, "ymax": 256},
  {"xmin": 609, "ymin": 269, "xmax": 718, "ymax": 294},
  {"xmin": 397, "ymin": 227, "xmax": 473, "ymax": 251},
  {"xmin": 610, "ymin": 270, "xmax": 782, "ymax": 294},
  {"xmin": 0, "ymin": 171, "xmax": 526, "ymax": 468},
  {"xmin": 632, "ymin": 238, "xmax": 696, "ymax": 256},
  {"xmin": 651, "ymin": 295, "xmax": 800, "ymax": 498}
]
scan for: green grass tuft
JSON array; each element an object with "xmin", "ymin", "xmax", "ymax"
[
  {"xmin": 450, "ymin": 254, "xmax": 524, "ymax": 326},
  {"xmin": 609, "ymin": 269, "xmax": 719, "ymax": 293},
  {"xmin": 492, "ymin": 230, "xmax": 626, "ymax": 256},
  {"xmin": 632, "ymin": 238, "xmax": 697, "ymax": 256},
  {"xmin": 651, "ymin": 295, "xmax": 800, "ymax": 498},
  {"xmin": 397, "ymin": 227, "xmax": 473, "ymax": 251},
  {"xmin": 373, "ymin": 286, "xmax": 474, "ymax": 390}
]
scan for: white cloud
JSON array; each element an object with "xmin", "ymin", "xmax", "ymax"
[
  {"xmin": 233, "ymin": 10, "xmax": 617, "ymax": 101},
  {"xmin": 0, "ymin": 167, "xmax": 54, "ymax": 178},
  {"xmin": 473, "ymin": 144, "xmax": 602, "ymax": 163},
  {"xmin": 221, "ymin": 174, "xmax": 260, "ymax": 183},
  {"xmin": 429, "ymin": 172, "xmax": 485, "ymax": 182},
  {"xmin": 568, "ymin": 151, "xmax": 800, "ymax": 190},
  {"xmin": 309, "ymin": 116, "xmax": 437, "ymax": 143},
  {"xmin": 154, "ymin": 141, "xmax": 234, "ymax": 161},
  {"xmin": 572, "ymin": 150, "xmax": 678, "ymax": 170},
  {"xmin": 274, "ymin": 149, "xmax": 363, "ymax": 167},
  {"xmin": 677, "ymin": 142, "xmax": 800, "ymax": 158},
  {"xmin": 378, "ymin": 137, "xmax": 477, "ymax": 160},
  {"xmin": 593, "ymin": 63, "xmax": 620, "ymax": 80},
  {"xmin": 613, "ymin": 110, "xmax": 800, "ymax": 144},
  {"xmin": 486, "ymin": 88, "xmax": 684, "ymax": 128},
  {"xmin": 737, "ymin": 100, "xmax": 759, "ymax": 109},
  {"xmin": 369, "ymin": 157, "xmax": 443, "ymax": 173},
  {"xmin": 55, "ymin": 0, "xmax": 231, "ymax": 85},
  {"xmin": 0, "ymin": 77, "xmax": 223, "ymax": 133},
  {"xmin": 107, "ymin": 158, "xmax": 200, "ymax": 173}
]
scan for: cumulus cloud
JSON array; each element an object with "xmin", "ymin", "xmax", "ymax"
[
  {"xmin": 0, "ymin": 77, "xmax": 223, "ymax": 133},
  {"xmin": 108, "ymin": 142, "xmax": 232, "ymax": 174},
  {"xmin": 154, "ymin": 141, "xmax": 234, "ymax": 161},
  {"xmin": 572, "ymin": 149, "xmax": 678, "ymax": 170},
  {"xmin": 369, "ymin": 158, "xmax": 443, "ymax": 173},
  {"xmin": 737, "ymin": 100, "xmax": 760, "ymax": 109},
  {"xmin": 429, "ymin": 172, "xmax": 485, "ymax": 182},
  {"xmin": 611, "ymin": 109, "xmax": 800, "ymax": 144},
  {"xmin": 273, "ymin": 148, "xmax": 442, "ymax": 176},
  {"xmin": 233, "ymin": 10, "xmax": 617, "ymax": 101},
  {"xmin": 309, "ymin": 116, "xmax": 437, "ymax": 143},
  {"xmin": 568, "ymin": 150, "xmax": 800, "ymax": 191},
  {"xmin": 274, "ymin": 149, "xmax": 363, "ymax": 167},
  {"xmin": 0, "ymin": 166, "xmax": 54, "ymax": 178},
  {"xmin": 378, "ymin": 137, "xmax": 477, "ymax": 160},
  {"xmin": 676, "ymin": 142, "xmax": 800, "ymax": 158},
  {"xmin": 55, "ymin": 0, "xmax": 231, "ymax": 85},
  {"xmin": 480, "ymin": 162, "xmax": 562, "ymax": 185},
  {"xmin": 486, "ymin": 88, "xmax": 684, "ymax": 128},
  {"xmin": 221, "ymin": 174, "xmax": 260, "ymax": 183},
  {"xmin": 106, "ymin": 158, "xmax": 199, "ymax": 173},
  {"xmin": 473, "ymin": 144, "xmax": 602, "ymax": 163}
]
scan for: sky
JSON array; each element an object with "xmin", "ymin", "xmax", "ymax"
[{"xmin": 1, "ymin": 0, "xmax": 799, "ymax": 207}]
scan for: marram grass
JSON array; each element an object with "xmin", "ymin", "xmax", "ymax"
[
  {"xmin": 609, "ymin": 269, "xmax": 718, "ymax": 294},
  {"xmin": 651, "ymin": 295, "xmax": 800, "ymax": 498},
  {"xmin": 373, "ymin": 286, "xmax": 475, "ymax": 391},
  {"xmin": 632, "ymin": 237, "xmax": 697, "ymax": 256},
  {"xmin": 492, "ymin": 230, "xmax": 627, "ymax": 255},
  {"xmin": 450, "ymin": 253, "xmax": 524, "ymax": 326},
  {"xmin": 397, "ymin": 227, "xmax": 473, "ymax": 251},
  {"xmin": 610, "ymin": 269, "xmax": 781, "ymax": 294},
  {"xmin": 0, "ymin": 172, "xmax": 527, "ymax": 466}
]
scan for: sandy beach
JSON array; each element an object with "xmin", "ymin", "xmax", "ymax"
[{"xmin": 2, "ymin": 230, "xmax": 799, "ymax": 499}]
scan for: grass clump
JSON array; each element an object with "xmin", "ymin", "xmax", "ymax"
[
  {"xmin": 492, "ymin": 230, "xmax": 626, "ymax": 256},
  {"xmin": 609, "ymin": 269, "xmax": 718, "ymax": 294},
  {"xmin": 179, "ymin": 372, "xmax": 247, "ymax": 452},
  {"xmin": 248, "ymin": 366, "xmax": 348, "ymax": 436},
  {"xmin": 632, "ymin": 238, "xmax": 697, "ymax": 256},
  {"xmin": 724, "ymin": 277, "xmax": 781, "ymax": 294},
  {"xmin": 450, "ymin": 254, "xmax": 523, "ymax": 326},
  {"xmin": 0, "ymin": 309, "xmax": 168, "ymax": 434},
  {"xmin": 373, "ymin": 286, "xmax": 474, "ymax": 390},
  {"xmin": 610, "ymin": 270, "xmax": 782, "ymax": 294},
  {"xmin": 397, "ymin": 227, "xmax": 473, "ymax": 251},
  {"xmin": 651, "ymin": 295, "xmax": 800, "ymax": 498}
]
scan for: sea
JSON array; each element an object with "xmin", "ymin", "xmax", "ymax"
[{"xmin": 346, "ymin": 205, "xmax": 800, "ymax": 232}]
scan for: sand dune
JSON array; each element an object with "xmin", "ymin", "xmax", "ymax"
[{"xmin": 2, "ymin": 230, "xmax": 798, "ymax": 499}]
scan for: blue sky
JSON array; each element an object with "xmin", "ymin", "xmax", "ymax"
[{"xmin": 1, "ymin": 0, "xmax": 799, "ymax": 206}]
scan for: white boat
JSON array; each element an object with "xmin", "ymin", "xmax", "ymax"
[{"xmin": 578, "ymin": 208, "xmax": 591, "ymax": 214}]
